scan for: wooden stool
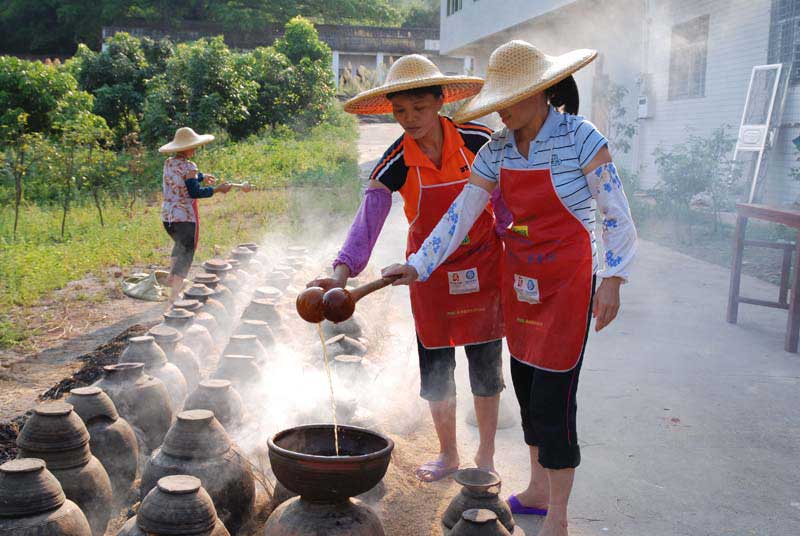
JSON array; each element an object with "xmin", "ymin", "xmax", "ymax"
[{"xmin": 726, "ymin": 203, "xmax": 800, "ymax": 352}]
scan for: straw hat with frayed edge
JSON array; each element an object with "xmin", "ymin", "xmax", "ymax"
[
  {"xmin": 453, "ymin": 40, "xmax": 597, "ymax": 123},
  {"xmin": 158, "ymin": 127, "xmax": 215, "ymax": 154},
  {"xmin": 344, "ymin": 54, "xmax": 484, "ymax": 115}
]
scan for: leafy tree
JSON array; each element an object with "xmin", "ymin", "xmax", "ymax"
[
  {"xmin": 0, "ymin": 112, "xmax": 43, "ymax": 238},
  {"xmin": 140, "ymin": 37, "xmax": 258, "ymax": 144},
  {"xmin": 400, "ymin": 0, "xmax": 439, "ymax": 28},
  {"xmin": 0, "ymin": 57, "xmax": 80, "ymax": 136}
]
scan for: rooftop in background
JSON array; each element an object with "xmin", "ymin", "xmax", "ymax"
[{"xmin": 103, "ymin": 19, "xmax": 441, "ymax": 55}]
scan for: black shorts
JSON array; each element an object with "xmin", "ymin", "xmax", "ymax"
[
  {"xmin": 417, "ymin": 337, "xmax": 504, "ymax": 402},
  {"xmin": 509, "ymin": 277, "xmax": 595, "ymax": 470},
  {"xmin": 163, "ymin": 221, "xmax": 196, "ymax": 278}
]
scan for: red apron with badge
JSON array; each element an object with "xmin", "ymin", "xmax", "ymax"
[
  {"xmin": 499, "ymin": 165, "xmax": 593, "ymax": 371},
  {"xmin": 406, "ymin": 156, "xmax": 504, "ymax": 349}
]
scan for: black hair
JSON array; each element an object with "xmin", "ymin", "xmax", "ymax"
[
  {"xmin": 386, "ymin": 85, "xmax": 444, "ymax": 101},
  {"xmin": 545, "ymin": 75, "xmax": 579, "ymax": 115}
]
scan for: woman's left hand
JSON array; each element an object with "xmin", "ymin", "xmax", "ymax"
[
  {"xmin": 592, "ymin": 276, "xmax": 622, "ymax": 332},
  {"xmin": 381, "ymin": 263, "xmax": 418, "ymax": 286},
  {"xmin": 204, "ymin": 174, "xmax": 216, "ymax": 184}
]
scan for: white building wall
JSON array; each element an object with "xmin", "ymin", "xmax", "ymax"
[{"xmin": 638, "ymin": 0, "xmax": 772, "ymax": 194}]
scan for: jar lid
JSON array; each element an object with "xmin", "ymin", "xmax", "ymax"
[
  {"xmin": 202, "ymin": 259, "xmax": 232, "ymax": 272},
  {"xmin": 0, "ymin": 459, "xmax": 66, "ymax": 516}
]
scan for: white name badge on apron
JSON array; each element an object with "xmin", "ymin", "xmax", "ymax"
[
  {"xmin": 448, "ymin": 268, "xmax": 480, "ymax": 295},
  {"xmin": 514, "ymin": 274, "xmax": 540, "ymax": 304}
]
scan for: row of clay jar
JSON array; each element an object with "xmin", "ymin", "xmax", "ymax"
[{"xmin": 4, "ymin": 392, "xmax": 255, "ymax": 536}]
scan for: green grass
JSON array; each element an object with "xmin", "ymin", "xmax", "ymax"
[{"xmin": 0, "ymin": 115, "xmax": 360, "ymax": 313}]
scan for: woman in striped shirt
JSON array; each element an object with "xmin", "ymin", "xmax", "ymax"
[{"xmin": 384, "ymin": 41, "xmax": 637, "ymax": 536}]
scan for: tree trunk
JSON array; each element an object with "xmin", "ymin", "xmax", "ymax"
[
  {"xmin": 93, "ymin": 188, "xmax": 104, "ymax": 226},
  {"xmin": 61, "ymin": 145, "xmax": 75, "ymax": 239},
  {"xmin": 13, "ymin": 149, "xmax": 23, "ymax": 239}
]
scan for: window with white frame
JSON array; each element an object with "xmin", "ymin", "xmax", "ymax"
[
  {"xmin": 668, "ymin": 15, "xmax": 709, "ymax": 100},
  {"xmin": 447, "ymin": 0, "xmax": 463, "ymax": 16},
  {"xmin": 768, "ymin": 0, "xmax": 800, "ymax": 85}
]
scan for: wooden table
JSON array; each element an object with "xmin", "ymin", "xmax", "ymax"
[{"xmin": 727, "ymin": 203, "xmax": 800, "ymax": 352}]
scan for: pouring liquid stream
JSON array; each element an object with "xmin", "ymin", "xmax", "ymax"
[{"xmin": 317, "ymin": 323, "xmax": 340, "ymax": 455}]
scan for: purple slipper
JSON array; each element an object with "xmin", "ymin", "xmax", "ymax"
[
  {"xmin": 507, "ymin": 494, "xmax": 548, "ymax": 516},
  {"xmin": 414, "ymin": 460, "xmax": 458, "ymax": 483}
]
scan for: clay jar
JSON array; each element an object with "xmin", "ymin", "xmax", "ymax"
[
  {"xmin": 16, "ymin": 403, "xmax": 113, "ymax": 536},
  {"xmin": 443, "ymin": 469, "xmax": 515, "ymax": 533},
  {"xmin": 203, "ymin": 260, "xmax": 241, "ymax": 293},
  {"xmin": 225, "ymin": 258, "xmax": 251, "ymax": 288},
  {"xmin": 0, "ymin": 458, "xmax": 92, "ymax": 536},
  {"xmin": 93, "ymin": 363, "xmax": 173, "ymax": 453},
  {"xmin": 450, "ymin": 509, "xmax": 512, "ymax": 536},
  {"xmin": 162, "ymin": 308, "xmax": 216, "ymax": 365},
  {"xmin": 172, "ymin": 300, "xmax": 223, "ymax": 348},
  {"xmin": 331, "ymin": 355, "xmax": 372, "ymax": 390},
  {"xmin": 193, "ymin": 274, "xmax": 236, "ymax": 317},
  {"xmin": 212, "ymin": 355, "xmax": 262, "ymax": 395},
  {"xmin": 141, "ymin": 410, "xmax": 255, "ymax": 536},
  {"xmin": 149, "ymin": 325, "xmax": 202, "ymax": 391},
  {"xmin": 264, "ymin": 270, "xmax": 291, "ymax": 291},
  {"xmin": 230, "ymin": 246, "xmax": 256, "ymax": 273},
  {"xmin": 65, "ymin": 387, "xmax": 139, "ymax": 499},
  {"xmin": 222, "ymin": 334, "xmax": 268, "ymax": 364},
  {"xmin": 185, "ymin": 284, "xmax": 230, "ymax": 332},
  {"xmin": 243, "ymin": 298, "xmax": 282, "ymax": 328},
  {"xmin": 120, "ymin": 335, "xmax": 188, "ymax": 410},
  {"xmin": 325, "ymin": 334, "xmax": 367, "ymax": 358},
  {"xmin": 119, "ymin": 475, "xmax": 230, "ymax": 536},
  {"xmin": 184, "ymin": 380, "xmax": 244, "ymax": 432},
  {"xmin": 322, "ymin": 312, "xmax": 366, "ymax": 339},
  {"xmin": 235, "ymin": 319, "xmax": 275, "ymax": 349}
]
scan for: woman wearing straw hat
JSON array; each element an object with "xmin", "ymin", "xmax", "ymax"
[
  {"xmin": 159, "ymin": 127, "xmax": 239, "ymax": 304},
  {"xmin": 384, "ymin": 41, "xmax": 637, "ymax": 534},
  {"xmin": 306, "ymin": 54, "xmax": 509, "ymax": 482}
]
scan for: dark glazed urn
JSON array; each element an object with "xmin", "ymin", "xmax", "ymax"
[
  {"xmin": 0, "ymin": 458, "xmax": 92, "ymax": 536},
  {"xmin": 141, "ymin": 410, "xmax": 255, "ymax": 535},
  {"xmin": 118, "ymin": 475, "xmax": 229, "ymax": 536},
  {"xmin": 183, "ymin": 380, "xmax": 244, "ymax": 431},
  {"xmin": 65, "ymin": 386, "xmax": 139, "ymax": 499},
  {"xmin": 120, "ymin": 335, "xmax": 188, "ymax": 410},
  {"xmin": 149, "ymin": 325, "xmax": 202, "ymax": 391},
  {"xmin": 93, "ymin": 363, "xmax": 173, "ymax": 452},
  {"xmin": 16, "ymin": 403, "xmax": 113, "ymax": 536},
  {"xmin": 442, "ymin": 469, "xmax": 515, "ymax": 532}
]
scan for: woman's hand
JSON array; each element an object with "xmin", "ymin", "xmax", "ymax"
[
  {"xmin": 592, "ymin": 276, "xmax": 622, "ymax": 331},
  {"xmin": 381, "ymin": 263, "xmax": 418, "ymax": 286},
  {"xmin": 204, "ymin": 174, "xmax": 216, "ymax": 185},
  {"xmin": 215, "ymin": 182, "xmax": 232, "ymax": 194}
]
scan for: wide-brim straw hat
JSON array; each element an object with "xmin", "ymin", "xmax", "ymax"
[
  {"xmin": 453, "ymin": 40, "xmax": 597, "ymax": 123},
  {"xmin": 158, "ymin": 127, "xmax": 215, "ymax": 154},
  {"xmin": 344, "ymin": 54, "xmax": 484, "ymax": 115}
]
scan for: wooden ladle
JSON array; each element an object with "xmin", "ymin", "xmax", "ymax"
[{"xmin": 295, "ymin": 275, "xmax": 400, "ymax": 324}]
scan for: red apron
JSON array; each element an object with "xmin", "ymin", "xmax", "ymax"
[
  {"xmin": 499, "ymin": 160, "xmax": 593, "ymax": 371},
  {"xmin": 407, "ymin": 150, "xmax": 504, "ymax": 349},
  {"xmin": 191, "ymin": 199, "xmax": 200, "ymax": 249}
]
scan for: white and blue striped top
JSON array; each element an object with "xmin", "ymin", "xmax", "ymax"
[{"xmin": 472, "ymin": 106, "xmax": 608, "ymax": 273}]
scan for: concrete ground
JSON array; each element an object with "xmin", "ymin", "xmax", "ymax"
[{"xmin": 357, "ymin": 123, "xmax": 800, "ymax": 536}]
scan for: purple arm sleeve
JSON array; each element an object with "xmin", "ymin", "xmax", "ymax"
[
  {"xmin": 491, "ymin": 187, "xmax": 513, "ymax": 236},
  {"xmin": 333, "ymin": 187, "xmax": 392, "ymax": 276}
]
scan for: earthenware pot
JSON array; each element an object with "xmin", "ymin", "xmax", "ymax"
[
  {"xmin": 442, "ymin": 469, "xmax": 514, "ymax": 533},
  {"xmin": 449, "ymin": 509, "xmax": 512, "ymax": 536},
  {"xmin": 149, "ymin": 325, "xmax": 202, "ymax": 391},
  {"xmin": 172, "ymin": 300, "xmax": 223, "ymax": 348},
  {"xmin": 222, "ymin": 335, "xmax": 268, "ymax": 364},
  {"xmin": 184, "ymin": 285, "xmax": 230, "ymax": 331},
  {"xmin": 0, "ymin": 458, "xmax": 92, "ymax": 536},
  {"xmin": 141, "ymin": 411, "xmax": 255, "ymax": 535},
  {"xmin": 162, "ymin": 309, "xmax": 216, "ymax": 365},
  {"xmin": 120, "ymin": 336, "xmax": 187, "ymax": 410},
  {"xmin": 202, "ymin": 259, "xmax": 242, "ymax": 293},
  {"xmin": 118, "ymin": 475, "xmax": 230, "ymax": 536},
  {"xmin": 211, "ymin": 355, "xmax": 261, "ymax": 394},
  {"xmin": 93, "ymin": 363, "xmax": 173, "ymax": 452},
  {"xmin": 322, "ymin": 312, "xmax": 366, "ymax": 339},
  {"xmin": 242, "ymin": 299, "xmax": 282, "ymax": 327},
  {"xmin": 183, "ymin": 380, "xmax": 244, "ymax": 432},
  {"xmin": 16, "ymin": 403, "xmax": 113, "ymax": 536},
  {"xmin": 65, "ymin": 387, "xmax": 138, "ymax": 498},
  {"xmin": 193, "ymin": 274, "xmax": 236, "ymax": 316},
  {"xmin": 234, "ymin": 320, "xmax": 275, "ymax": 349}
]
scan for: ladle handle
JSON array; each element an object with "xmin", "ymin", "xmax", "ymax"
[{"xmin": 349, "ymin": 275, "xmax": 401, "ymax": 303}]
